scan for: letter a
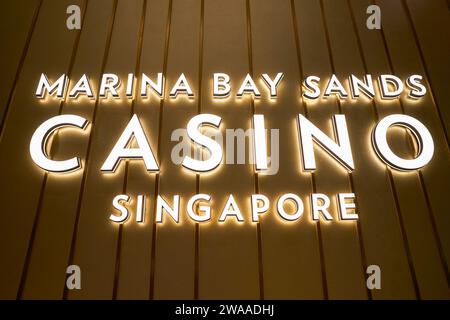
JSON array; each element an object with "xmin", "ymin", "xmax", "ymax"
[
  {"xmin": 366, "ymin": 5, "xmax": 381, "ymax": 30},
  {"xmin": 366, "ymin": 265, "xmax": 381, "ymax": 290},
  {"xmin": 66, "ymin": 5, "xmax": 81, "ymax": 30},
  {"xmin": 101, "ymin": 114, "xmax": 159, "ymax": 173},
  {"xmin": 66, "ymin": 265, "xmax": 81, "ymax": 290}
]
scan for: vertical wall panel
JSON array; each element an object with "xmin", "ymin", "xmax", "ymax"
[
  {"xmin": 0, "ymin": 0, "xmax": 40, "ymax": 130},
  {"xmin": 350, "ymin": 0, "xmax": 449, "ymax": 300},
  {"xmin": 0, "ymin": 0, "xmax": 83, "ymax": 299},
  {"xmin": 67, "ymin": 0, "xmax": 144, "ymax": 299},
  {"xmin": 321, "ymin": 0, "xmax": 416, "ymax": 299},
  {"xmin": 378, "ymin": 0, "xmax": 450, "ymax": 288},
  {"xmin": 294, "ymin": 0, "xmax": 367, "ymax": 299},
  {"xmin": 405, "ymin": 0, "xmax": 450, "ymax": 142},
  {"xmin": 250, "ymin": 0, "xmax": 324, "ymax": 299},
  {"xmin": 152, "ymin": 0, "xmax": 198, "ymax": 299},
  {"xmin": 116, "ymin": 0, "xmax": 169, "ymax": 300},
  {"xmin": 198, "ymin": 0, "xmax": 260, "ymax": 299},
  {"xmin": 21, "ymin": 0, "xmax": 115, "ymax": 299}
]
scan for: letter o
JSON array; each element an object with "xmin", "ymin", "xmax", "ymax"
[
  {"xmin": 372, "ymin": 114, "xmax": 434, "ymax": 170},
  {"xmin": 276, "ymin": 193, "xmax": 304, "ymax": 221}
]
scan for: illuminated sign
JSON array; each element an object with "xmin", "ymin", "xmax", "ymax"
[
  {"xmin": 29, "ymin": 72, "xmax": 434, "ymax": 225},
  {"xmin": 35, "ymin": 73, "xmax": 426, "ymax": 100}
]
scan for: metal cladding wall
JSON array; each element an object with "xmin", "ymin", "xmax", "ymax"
[{"xmin": 0, "ymin": 0, "xmax": 449, "ymax": 300}]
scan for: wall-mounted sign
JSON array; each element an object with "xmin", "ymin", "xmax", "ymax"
[{"xmin": 29, "ymin": 72, "xmax": 434, "ymax": 225}]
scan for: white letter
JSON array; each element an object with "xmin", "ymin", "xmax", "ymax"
[
  {"xmin": 35, "ymin": 73, "xmax": 67, "ymax": 99},
  {"xmin": 372, "ymin": 114, "xmax": 434, "ymax": 170},
  {"xmin": 110, "ymin": 194, "xmax": 130, "ymax": 223},
  {"xmin": 337, "ymin": 193, "xmax": 358, "ymax": 220},
  {"xmin": 68, "ymin": 74, "xmax": 94, "ymax": 99},
  {"xmin": 187, "ymin": 194, "xmax": 211, "ymax": 222},
  {"xmin": 378, "ymin": 74, "xmax": 403, "ymax": 99},
  {"xmin": 406, "ymin": 74, "xmax": 427, "ymax": 99},
  {"xmin": 311, "ymin": 193, "xmax": 333, "ymax": 221},
  {"xmin": 349, "ymin": 74, "xmax": 375, "ymax": 99},
  {"xmin": 297, "ymin": 114, "xmax": 354, "ymax": 171},
  {"xmin": 30, "ymin": 115, "xmax": 88, "ymax": 172},
  {"xmin": 261, "ymin": 72, "xmax": 284, "ymax": 98},
  {"xmin": 251, "ymin": 194, "xmax": 269, "ymax": 222},
  {"xmin": 237, "ymin": 74, "xmax": 260, "ymax": 98},
  {"xmin": 219, "ymin": 194, "xmax": 244, "ymax": 222},
  {"xmin": 126, "ymin": 73, "xmax": 135, "ymax": 99},
  {"xmin": 182, "ymin": 114, "xmax": 223, "ymax": 172},
  {"xmin": 277, "ymin": 193, "xmax": 304, "ymax": 221},
  {"xmin": 136, "ymin": 194, "xmax": 145, "ymax": 223},
  {"xmin": 141, "ymin": 73, "xmax": 164, "ymax": 98},
  {"xmin": 324, "ymin": 74, "xmax": 348, "ymax": 99},
  {"xmin": 156, "ymin": 195, "xmax": 180, "ymax": 223},
  {"xmin": 213, "ymin": 73, "xmax": 231, "ymax": 98},
  {"xmin": 252, "ymin": 114, "xmax": 268, "ymax": 171},
  {"xmin": 302, "ymin": 76, "xmax": 321, "ymax": 100},
  {"xmin": 169, "ymin": 73, "xmax": 193, "ymax": 98},
  {"xmin": 101, "ymin": 114, "xmax": 159, "ymax": 172},
  {"xmin": 99, "ymin": 73, "xmax": 120, "ymax": 98}
]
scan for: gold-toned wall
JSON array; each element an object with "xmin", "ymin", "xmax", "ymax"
[{"xmin": 0, "ymin": 0, "xmax": 449, "ymax": 300}]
